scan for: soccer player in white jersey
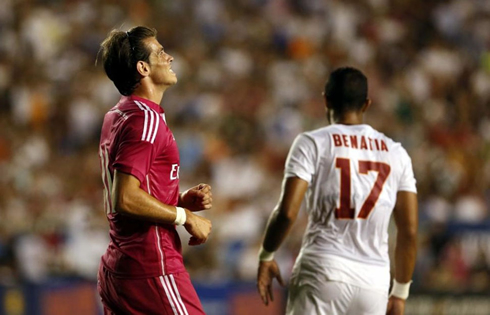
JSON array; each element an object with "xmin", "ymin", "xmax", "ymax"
[{"xmin": 257, "ymin": 67, "xmax": 418, "ymax": 315}]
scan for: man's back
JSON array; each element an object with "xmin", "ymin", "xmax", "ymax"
[
  {"xmin": 257, "ymin": 67, "xmax": 417, "ymax": 315},
  {"xmin": 285, "ymin": 124, "xmax": 416, "ymax": 292}
]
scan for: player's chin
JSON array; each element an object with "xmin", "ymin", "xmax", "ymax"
[{"xmin": 167, "ymin": 74, "xmax": 178, "ymax": 85}]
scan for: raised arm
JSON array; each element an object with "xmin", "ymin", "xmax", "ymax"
[
  {"xmin": 113, "ymin": 171, "xmax": 212, "ymax": 245},
  {"xmin": 386, "ymin": 191, "xmax": 418, "ymax": 315},
  {"xmin": 257, "ymin": 176, "xmax": 308, "ymax": 306}
]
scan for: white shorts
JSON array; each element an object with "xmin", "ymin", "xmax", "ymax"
[{"xmin": 286, "ymin": 279, "xmax": 388, "ymax": 315}]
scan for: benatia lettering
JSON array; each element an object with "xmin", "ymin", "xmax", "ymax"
[{"xmin": 332, "ymin": 134, "xmax": 389, "ymax": 152}]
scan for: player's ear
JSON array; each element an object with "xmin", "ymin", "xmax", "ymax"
[
  {"xmin": 136, "ymin": 60, "xmax": 150, "ymax": 77},
  {"xmin": 361, "ymin": 99, "xmax": 371, "ymax": 113}
]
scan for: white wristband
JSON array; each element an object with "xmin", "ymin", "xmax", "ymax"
[
  {"xmin": 258, "ymin": 245, "xmax": 275, "ymax": 261},
  {"xmin": 173, "ymin": 207, "xmax": 186, "ymax": 225},
  {"xmin": 389, "ymin": 279, "xmax": 412, "ymax": 300}
]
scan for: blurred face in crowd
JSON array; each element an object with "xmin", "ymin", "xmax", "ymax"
[{"xmin": 139, "ymin": 37, "xmax": 177, "ymax": 87}]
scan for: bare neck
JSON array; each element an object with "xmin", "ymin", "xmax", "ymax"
[
  {"xmin": 334, "ymin": 111, "xmax": 364, "ymax": 125},
  {"xmin": 132, "ymin": 84, "xmax": 168, "ymax": 105}
]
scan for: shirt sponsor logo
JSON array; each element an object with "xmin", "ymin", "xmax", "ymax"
[{"xmin": 170, "ymin": 164, "xmax": 180, "ymax": 180}]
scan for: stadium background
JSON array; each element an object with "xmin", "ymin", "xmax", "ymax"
[{"xmin": 0, "ymin": 0, "xmax": 489, "ymax": 314}]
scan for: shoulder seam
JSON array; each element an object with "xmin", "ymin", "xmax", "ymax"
[{"xmin": 112, "ymin": 108, "xmax": 128, "ymax": 120}]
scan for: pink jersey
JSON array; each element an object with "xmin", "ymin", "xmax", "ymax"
[{"xmin": 99, "ymin": 95, "xmax": 184, "ymax": 278}]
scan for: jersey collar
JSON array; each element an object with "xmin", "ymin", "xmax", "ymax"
[{"xmin": 125, "ymin": 95, "xmax": 164, "ymax": 113}]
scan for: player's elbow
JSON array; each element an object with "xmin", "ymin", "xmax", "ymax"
[
  {"xmin": 276, "ymin": 207, "xmax": 297, "ymax": 225},
  {"xmin": 113, "ymin": 190, "xmax": 133, "ymax": 215},
  {"xmin": 397, "ymin": 226, "xmax": 417, "ymax": 244}
]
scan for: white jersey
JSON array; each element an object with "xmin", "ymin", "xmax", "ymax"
[{"xmin": 285, "ymin": 124, "xmax": 416, "ymax": 293}]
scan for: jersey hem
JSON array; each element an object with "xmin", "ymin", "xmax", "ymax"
[{"xmin": 100, "ymin": 260, "xmax": 186, "ymax": 279}]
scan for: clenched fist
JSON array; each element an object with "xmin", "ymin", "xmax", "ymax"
[
  {"xmin": 184, "ymin": 210, "xmax": 212, "ymax": 246},
  {"xmin": 179, "ymin": 184, "xmax": 212, "ymax": 211}
]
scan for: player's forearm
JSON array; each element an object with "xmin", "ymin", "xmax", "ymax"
[
  {"xmin": 262, "ymin": 177, "xmax": 307, "ymax": 252},
  {"xmin": 392, "ymin": 191, "xmax": 418, "ymax": 284},
  {"xmin": 113, "ymin": 185, "xmax": 180, "ymax": 224},
  {"xmin": 177, "ymin": 190, "xmax": 189, "ymax": 208},
  {"xmin": 394, "ymin": 230, "xmax": 417, "ymax": 283},
  {"xmin": 262, "ymin": 208, "xmax": 297, "ymax": 252}
]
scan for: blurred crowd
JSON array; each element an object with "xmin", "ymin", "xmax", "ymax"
[{"xmin": 0, "ymin": 0, "xmax": 489, "ymax": 295}]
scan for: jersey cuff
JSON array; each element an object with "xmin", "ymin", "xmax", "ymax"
[
  {"xmin": 113, "ymin": 165, "xmax": 146, "ymax": 184},
  {"xmin": 285, "ymin": 171, "xmax": 311, "ymax": 183},
  {"xmin": 397, "ymin": 187, "xmax": 417, "ymax": 194}
]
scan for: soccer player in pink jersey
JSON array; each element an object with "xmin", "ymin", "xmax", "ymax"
[
  {"xmin": 97, "ymin": 26, "xmax": 212, "ymax": 315},
  {"xmin": 257, "ymin": 67, "xmax": 418, "ymax": 315}
]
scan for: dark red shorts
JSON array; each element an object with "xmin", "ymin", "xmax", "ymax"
[{"xmin": 97, "ymin": 264, "xmax": 205, "ymax": 315}]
